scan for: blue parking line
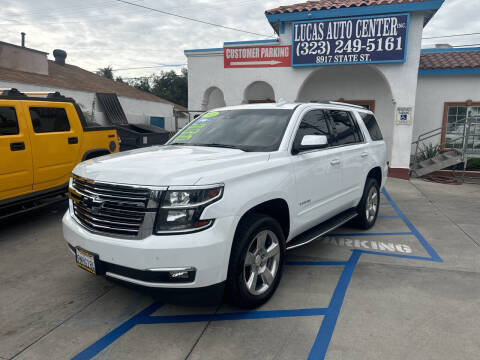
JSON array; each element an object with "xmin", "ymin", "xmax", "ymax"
[
  {"xmin": 308, "ymin": 250, "xmax": 361, "ymax": 360},
  {"xmin": 71, "ymin": 302, "xmax": 163, "ymax": 360},
  {"xmin": 72, "ymin": 188, "xmax": 442, "ymax": 360},
  {"xmin": 140, "ymin": 307, "xmax": 329, "ymax": 324},
  {"xmin": 71, "ymin": 306, "xmax": 330, "ymax": 360},
  {"xmin": 381, "ymin": 189, "xmax": 442, "ymax": 262}
]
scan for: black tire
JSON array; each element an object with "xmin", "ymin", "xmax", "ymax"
[
  {"xmin": 353, "ymin": 178, "xmax": 380, "ymax": 230},
  {"xmin": 226, "ymin": 213, "xmax": 285, "ymax": 309}
]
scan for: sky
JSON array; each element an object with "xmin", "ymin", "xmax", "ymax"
[{"xmin": 1, "ymin": 0, "xmax": 479, "ymax": 79}]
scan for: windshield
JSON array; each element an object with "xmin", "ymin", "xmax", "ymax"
[{"xmin": 169, "ymin": 109, "xmax": 293, "ymax": 152}]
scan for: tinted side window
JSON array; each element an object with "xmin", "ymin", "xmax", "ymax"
[
  {"xmin": 30, "ymin": 107, "xmax": 70, "ymax": 133},
  {"xmin": 328, "ymin": 110, "xmax": 361, "ymax": 145},
  {"xmin": 293, "ymin": 110, "xmax": 334, "ymax": 150},
  {"xmin": 0, "ymin": 107, "xmax": 19, "ymax": 135},
  {"xmin": 361, "ymin": 113, "xmax": 383, "ymax": 141}
]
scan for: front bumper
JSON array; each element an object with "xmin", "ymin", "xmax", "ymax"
[{"xmin": 63, "ymin": 211, "xmax": 239, "ymax": 288}]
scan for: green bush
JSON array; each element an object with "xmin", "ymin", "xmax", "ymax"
[
  {"xmin": 466, "ymin": 158, "xmax": 480, "ymax": 170},
  {"xmin": 417, "ymin": 143, "xmax": 440, "ymax": 161},
  {"xmin": 448, "ymin": 157, "xmax": 480, "ymax": 171}
]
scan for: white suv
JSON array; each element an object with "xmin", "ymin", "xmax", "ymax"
[{"xmin": 63, "ymin": 102, "xmax": 387, "ymax": 308}]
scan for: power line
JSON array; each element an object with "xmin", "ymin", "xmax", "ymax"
[
  {"xmin": 451, "ymin": 43, "xmax": 480, "ymax": 47},
  {"xmin": 423, "ymin": 43, "xmax": 480, "ymax": 49},
  {"xmin": 0, "ymin": 0, "xmax": 261, "ymax": 27},
  {"xmin": 115, "ymin": 42, "xmax": 480, "ymax": 73},
  {"xmin": 422, "ymin": 32, "xmax": 480, "ymax": 40},
  {"xmin": 112, "ymin": 64, "xmax": 186, "ymax": 71},
  {"xmin": 112, "ymin": 0, "xmax": 274, "ymax": 38},
  {"xmin": 3, "ymin": 0, "xmax": 256, "ymax": 23},
  {"xmin": 120, "ymin": 76, "xmax": 151, "ymax": 80}
]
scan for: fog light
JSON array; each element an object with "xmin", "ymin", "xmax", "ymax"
[{"xmin": 169, "ymin": 270, "xmax": 189, "ymax": 279}]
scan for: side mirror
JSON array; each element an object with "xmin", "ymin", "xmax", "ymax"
[
  {"xmin": 301, "ymin": 135, "xmax": 328, "ymax": 147},
  {"xmin": 293, "ymin": 135, "xmax": 329, "ymax": 154},
  {"xmin": 292, "ymin": 135, "xmax": 328, "ymax": 155}
]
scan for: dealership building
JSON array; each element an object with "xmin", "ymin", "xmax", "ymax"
[{"xmin": 185, "ymin": 0, "xmax": 480, "ymax": 179}]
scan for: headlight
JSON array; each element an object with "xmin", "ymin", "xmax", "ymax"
[{"xmin": 154, "ymin": 185, "xmax": 223, "ymax": 234}]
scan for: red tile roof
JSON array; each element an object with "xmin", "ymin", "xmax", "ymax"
[
  {"xmin": 0, "ymin": 60, "xmax": 187, "ymax": 110},
  {"xmin": 266, "ymin": 0, "xmax": 430, "ymax": 14},
  {"xmin": 420, "ymin": 51, "xmax": 480, "ymax": 70}
]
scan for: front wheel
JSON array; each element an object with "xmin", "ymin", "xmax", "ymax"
[
  {"xmin": 353, "ymin": 178, "xmax": 380, "ymax": 230},
  {"xmin": 226, "ymin": 213, "xmax": 285, "ymax": 309}
]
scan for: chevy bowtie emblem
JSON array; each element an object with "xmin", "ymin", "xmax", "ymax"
[{"xmin": 82, "ymin": 195, "xmax": 104, "ymax": 214}]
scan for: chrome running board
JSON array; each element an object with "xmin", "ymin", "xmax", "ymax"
[{"xmin": 286, "ymin": 209, "xmax": 357, "ymax": 250}]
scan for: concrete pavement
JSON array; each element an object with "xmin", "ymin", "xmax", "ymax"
[{"xmin": 1, "ymin": 178, "xmax": 479, "ymax": 360}]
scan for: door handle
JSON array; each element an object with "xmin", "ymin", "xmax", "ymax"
[
  {"xmin": 330, "ymin": 159, "xmax": 341, "ymax": 165},
  {"xmin": 68, "ymin": 136, "xmax": 78, "ymax": 144},
  {"xmin": 10, "ymin": 142, "xmax": 25, "ymax": 151},
  {"xmin": 361, "ymin": 152, "xmax": 369, "ymax": 158}
]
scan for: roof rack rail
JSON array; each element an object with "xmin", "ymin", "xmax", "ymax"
[
  {"xmin": 308, "ymin": 100, "xmax": 367, "ymax": 109},
  {"xmin": 0, "ymin": 88, "xmax": 67, "ymax": 99},
  {"xmin": 0, "ymin": 88, "xmax": 26, "ymax": 97},
  {"xmin": 327, "ymin": 101, "xmax": 367, "ymax": 109},
  {"xmin": 309, "ymin": 100, "xmax": 331, "ymax": 104}
]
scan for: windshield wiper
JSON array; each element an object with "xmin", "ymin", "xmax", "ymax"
[
  {"xmin": 169, "ymin": 142, "xmax": 247, "ymax": 151},
  {"xmin": 192, "ymin": 143, "xmax": 245, "ymax": 151}
]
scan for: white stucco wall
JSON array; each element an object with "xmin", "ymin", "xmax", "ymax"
[
  {"xmin": 186, "ymin": 12, "xmax": 426, "ymax": 169},
  {"xmin": 414, "ymin": 74, "xmax": 480, "ymax": 146},
  {"xmin": 204, "ymin": 87, "xmax": 226, "ymax": 109},
  {"xmin": 116, "ymin": 96, "xmax": 174, "ymax": 130},
  {"xmin": 0, "ymin": 80, "xmax": 176, "ymax": 131},
  {"xmin": 244, "ymin": 81, "xmax": 276, "ymax": 102}
]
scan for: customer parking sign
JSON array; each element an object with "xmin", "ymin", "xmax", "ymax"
[{"xmin": 292, "ymin": 14, "xmax": 409, "ymax": 67}]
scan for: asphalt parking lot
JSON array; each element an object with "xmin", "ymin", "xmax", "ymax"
[{"xmin": 1, "ymin": 178, "xmax": 479, "ymax": 360}]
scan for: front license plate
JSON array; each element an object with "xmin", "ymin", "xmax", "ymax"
[{"xmin": 75, "ymin": 248, "xmax": 97, "ymax": 274}]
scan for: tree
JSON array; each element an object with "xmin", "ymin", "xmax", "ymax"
[
  {"xmin": 96, "ymin": 66, "xmax": 114, "ymax": 80},
  {"xmin": 128, "ymin": 77, "xmax": 152, "ymax": 93},
  {"xmin": 112, "ymin": 68, "xmax": 188, "ymax": 107},
  {"xmin": 151, "ymin": 68, "xmax": 188, "ymax": 107}
]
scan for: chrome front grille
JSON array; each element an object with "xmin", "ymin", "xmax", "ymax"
[{"xmin": 69, "ymin": 176, "xmax": 164, "ymax": 239}]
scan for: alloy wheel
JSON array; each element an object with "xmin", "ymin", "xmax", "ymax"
[
  {"xmin": 243, "ymin": 230, "xmax": 281, "ymax": 296},
  {"xmin": 366, "ymin": 186, "xmax": 379, "ymax": 223}
]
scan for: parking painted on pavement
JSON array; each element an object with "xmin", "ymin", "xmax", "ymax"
[{"xmin": 72, "ymin": 188, "xmax": 442, "ymax": 360}]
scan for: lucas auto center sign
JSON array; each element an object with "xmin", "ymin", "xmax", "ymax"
[
  {"xmin": 292, "ymin": 13, "xmax": 409, "ymax": 66},
  {"xmin": 223, "ymin": 13, "xmax": 408, "ymax": 68}
]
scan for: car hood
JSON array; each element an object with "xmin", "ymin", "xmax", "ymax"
[{"xmin": 73, "ymin": 145, "xmax": 270, "ymax": 186}]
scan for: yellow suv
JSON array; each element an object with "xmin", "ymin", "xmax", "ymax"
[{"xmin": 0, "ymin": 88, "xmax": 119, "ymax": 217}]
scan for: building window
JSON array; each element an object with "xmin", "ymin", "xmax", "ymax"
[{"xmin": 443, "ymin": 102, "xmax": 480, "ymax": 153}]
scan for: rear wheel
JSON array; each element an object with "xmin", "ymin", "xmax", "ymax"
[
  {"xmin": 226, "ymin": 213, "xmax": 285, "ymax": 309},
  {"xmin": 353, "ymin": 178, "xmax": 380, "ymax": 230}
]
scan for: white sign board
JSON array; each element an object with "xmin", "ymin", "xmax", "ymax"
[{"xmin": 396, "ymin": 107, "xmax": 412, "ymax": 125}]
